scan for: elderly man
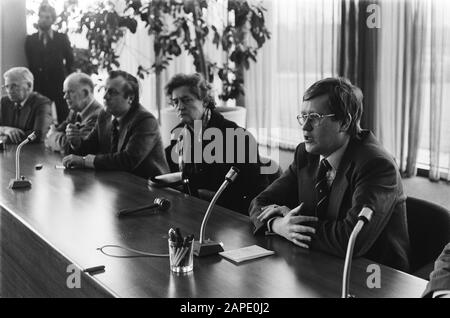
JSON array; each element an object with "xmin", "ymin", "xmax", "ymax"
[
  {"xmin": 46, "ymin": 72, "xmax": 102, "ymax": 153},
  {"xmin": 0, "ymin": 67, "xmax": 52, "ymax": 143},
  {"xmin": 249, "ymin": 77, "xmax": 411, "ymax": 272},
  {"xmin": 62, "ymin": 70, "xmax": 169, "ymax": 179}
]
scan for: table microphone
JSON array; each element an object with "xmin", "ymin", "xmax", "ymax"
[
  {"xmin": 9, "ymin": 131, "xmax": 36, "ymax": 189},
  {"xmin": 341, "ymin": 205, "xmax": 374, "ymax": 298},
  {"xmin": 117, "ymin": 197, "xmax": 171, "ymax": 218},
  {"xmin": 193, "ymin": 166, "xmax": 239, "ymax": 257}
]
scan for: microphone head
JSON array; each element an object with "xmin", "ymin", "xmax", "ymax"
[
  {"xmin": 225, "ymin": 166, "xmax": 239, "ymax": 182},
  {"xmin": 153, "ymin": 197, "xmax": 171, "ymax": 211},
  {"xmin": 358, "ymin": 206, "xmax": 374, "ymax": 223},
  {"xmin": 27, "ymin": 131, "xmax": 37, "ymax": 142}
]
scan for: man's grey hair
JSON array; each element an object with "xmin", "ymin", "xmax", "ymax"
[
  {"xmin": 65, "ymin": 72, "xmax": 94, "ymax": 93},
  {"xmin": 4, "ymin": 67, "xmax": 34, "ymax": 86}
]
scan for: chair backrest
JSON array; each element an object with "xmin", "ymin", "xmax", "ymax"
[{"xmin": 406, "ymin": 196, "xmax": 450, "ymax": 276}]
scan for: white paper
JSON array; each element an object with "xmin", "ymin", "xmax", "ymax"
[{"xmin": 219, "ymin": 245, "xmax": 275, "ymax": 263}]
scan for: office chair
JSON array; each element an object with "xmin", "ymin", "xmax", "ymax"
[{"xmin": 406, "ymin": 196, "xmax": 450, "ymax": 280}]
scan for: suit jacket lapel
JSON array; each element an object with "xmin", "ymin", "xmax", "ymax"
[
  {"xmin": 116, "ymin": 106, "xmax": 136, "ymax": 151},
  {"xmin": 19, "ymin": 95, "xmax": 34, "ymax": 128},
  {"xmin": 326, "ymin": 142, "xmax": 355, "ymax": 220},
  {"xmin": 35, "ymin": 33, "xmax": 46, "ymax": 51},
  {"xmin": 298, "ymin": 154, "xmax": 319, "ymax": 216},
  {"xmin": 83, "ymin": 100, "xmax": 99, "ymax": 120}
]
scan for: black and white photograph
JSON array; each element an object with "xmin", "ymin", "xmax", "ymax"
[{"xmin": 0, "ymin": 0, "xmax": 449, "ymax": 303}]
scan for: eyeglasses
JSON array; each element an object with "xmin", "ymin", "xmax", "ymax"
[
  {"xmin": 2, "ymin": 83, "xmax": 23, "ymax": 91},
  {"xmin": 297, "ymin": 113, "xmax": 336, "ymax": 127},
  {"xmin": 169, "ymin": 96, "xmax": 195, "ymax": 108}
]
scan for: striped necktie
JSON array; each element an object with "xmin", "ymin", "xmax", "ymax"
[
  {"xmin": 111, "ymin": 119, "xmax": 120, "ymax": 153},
  {"xmin": 315, "ymin": 159, "xmax": 332, "ymax": 218}
]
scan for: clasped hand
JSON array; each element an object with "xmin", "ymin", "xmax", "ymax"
[
  {"xmin": 2, "ymin": 127, "xmax": 25, "ymax": 144},
  {"xmin": 62, "ymin": 155, "xmax": 84, "ymax": 169},
  {"xmin": 257, "ymin": 203, "xmax": 318, "ymax": 249}
]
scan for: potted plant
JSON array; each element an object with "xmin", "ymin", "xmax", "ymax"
[{"xmin": 29, "ymin": 0, "xmax": 270, "ymax": 131}]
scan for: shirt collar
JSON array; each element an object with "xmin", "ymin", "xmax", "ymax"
[
  {"xmin": 16, "ymin": 95, "xmax": 29, "ymax": 109},
  {"xmin": 112, "ymin": 115, "xmax": 124, "ymax": 126},
  {"xmin": 112, "ymin": 104, "xmax": 136, "ymax": 126},
  {"xmin": 39, "ymin": 29, "xmax": 54, "ymax": 40},
  {"xmin": 321, "ymin": 138, "xmax": 350, "ymax": 172}
]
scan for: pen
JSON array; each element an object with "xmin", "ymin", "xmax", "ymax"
[
  {"xmin": 175, "ymin": 228, "xmax": 183, "ymax": 244},
  {"xmin": 182, "ymin": 236, "xmax": 189, "ymax": 247},
  {"xmin": 83, "ymin": 265, "xmax": 105, "ymax": 274},
  {"xmin": 168, "ymin": 228, "xmax": 177, "ymax": 242}
]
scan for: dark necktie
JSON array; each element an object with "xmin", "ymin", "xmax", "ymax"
[
  {"xmin": 75, "ymin": 113, "xmax": 82, "ymax": 125},
  {"xmin": 315, "ymin": 159, "xmax": 332, "ymax": 218},
  {"xmin": 111, "ymin": 119, "xmax": 120, "ymax": 153},
  {"xmin": 12, "ymin": 103, "xmax": 21, "ymax": 127}
]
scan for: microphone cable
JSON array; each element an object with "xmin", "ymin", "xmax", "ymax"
[{"xmin": 97, "ymin": 244, "xmax": 169, "ymax": 258}]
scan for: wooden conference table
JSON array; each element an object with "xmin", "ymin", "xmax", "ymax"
[{"xmin": 0, "ymin": 144, "xmax": 427, "ymax": 298}]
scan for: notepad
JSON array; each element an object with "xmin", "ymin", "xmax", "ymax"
[{"xmin": 219, "ymin": 245, "xmax": 275, "ymax": 263}]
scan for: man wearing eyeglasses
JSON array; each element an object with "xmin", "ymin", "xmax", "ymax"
[
  {"xmin": 61, "ymin": 70, "xmax": 169, "ymax": 179},
  {"xmin": 0, "ymin": 67, "xmax": 52, "ymax": 144},
  {"xmin": 249, "ymin": 77, "xmax": 411, "ymax": 272}
]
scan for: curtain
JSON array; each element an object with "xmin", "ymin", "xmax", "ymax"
[
  {"xmin": 245, "ymin": 0, "xmax": 340, "ymax": 150},
  {"xmin": 376, "ymin": 0, "xmax": 450, "ymax": 180},
  {"xmin": 373, "ymin": 0, "xmax": 428, "ymax": 177},
  {"xmin": 339, "ymin": 0, "xmax": 379, "ymax": 132},
  {"xmin": 428, "ymin": 0, "xmax": 450, "ymax": 181},
  {"xmin": 118, "ymin": 22, "xmax": 196, "ymax": 117}
]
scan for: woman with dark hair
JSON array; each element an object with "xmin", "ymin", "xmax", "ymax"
[{"xmin": 156, "ymin": 73, "xmax": 268, "ymax": 215}]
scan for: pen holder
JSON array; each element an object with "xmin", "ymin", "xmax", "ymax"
[{"xmin": 168, "ymin": 239, "xmax": 194, "ymax": 273}]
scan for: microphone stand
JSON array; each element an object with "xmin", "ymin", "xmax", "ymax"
[
  {"xmin": 342, "ymin": 206, "xmax": 374, "ymax": 298},
  {"xmin": 193, "ymin": 167, "xmax": 239, "ymax": 257},
  {"xmin": 9, "ymin": 132, "xmax": 36, "ymax": 189}
]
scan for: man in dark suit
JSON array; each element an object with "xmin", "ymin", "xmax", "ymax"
[
  {"xmin": 25, "ymin": 3, "xmax": 74, "ymax": 123},
  {"xmin": 423, "ymin": 243, "xmax": 450, "ymax": 298},
  {"xmin": 0, "ymin": 67, "xmax": 52, "ymax": 143},
  {"xmin": 249, "ymin": 77, "xmax": 411, "ymax": 272},
  {"xmin": 45, "ymin": 72, "xmax": 102, "ymax": 154},
  {"xmin": 62, "ymin": 70, "xmax": 169, "ymax": 179}
]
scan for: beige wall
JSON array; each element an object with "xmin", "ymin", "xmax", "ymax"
[{"xmin": 0, "ymin": 0, "xmax": 27, "ymax": 79}]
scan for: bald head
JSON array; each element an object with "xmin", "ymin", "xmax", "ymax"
[{"xmin": 63, "ymin": 73, "xmax": 95, "ymax": 112}]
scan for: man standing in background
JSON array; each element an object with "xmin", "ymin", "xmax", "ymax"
[{"xmin": 25, "ymin": 2, "xmax": 74, "ymax": 123}]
